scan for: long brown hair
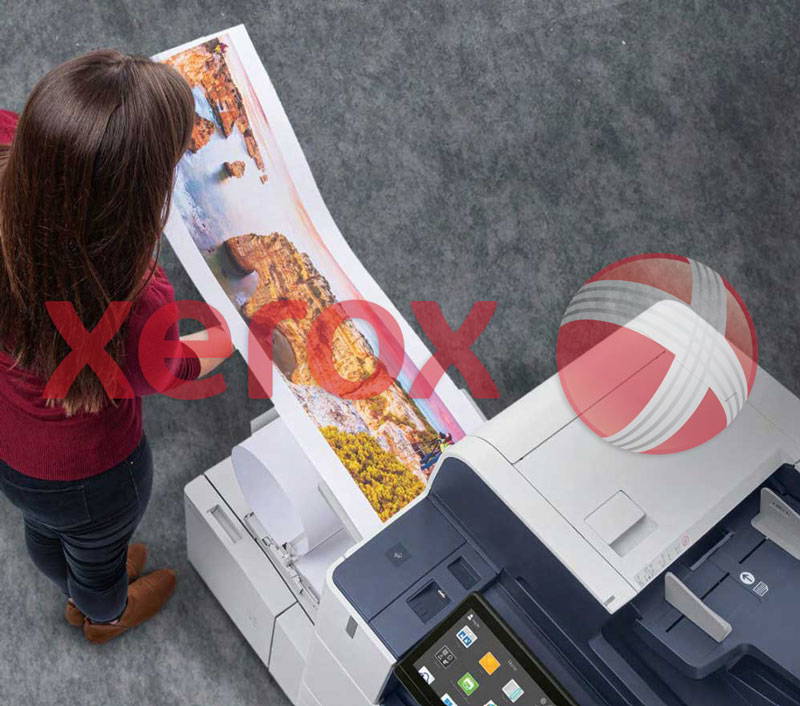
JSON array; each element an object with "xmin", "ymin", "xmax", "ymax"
[{"xmin": 0, "ymin": 50, "xmax": 194, "ymax": 415}]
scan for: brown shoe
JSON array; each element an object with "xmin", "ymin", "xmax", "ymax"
[
  {"xmin": 65, "ymin": 543, "xmax": 148, "ymax": 627},
  {"xmin": 83, "ymin": 569, "xmax": 177, "ymax": 644}
]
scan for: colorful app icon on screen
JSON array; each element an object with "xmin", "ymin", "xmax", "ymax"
[
  {"xmin": 482, "ymin": 701, "xmax": 498, "ymax": 706},
  {"xmin": 479, "ymin": 651, "xmax": 500, "ymax": 675},
  {"xmin": 457, "ymin": 673, "xmax": 479, "ymax": 696},
  {"xmin": 441, "ymin": 694, "xmax": 459, "ymax": 706},
  {"xmin": 502, "ymin": 679, "xmax": 525, "ymax": 702},
  {"xmin": 456, "ymin": 625, "xmax": 478, "ymax": 648},
  {"xmin": 418, "ymin": 666, "xmax": 435, "ymax": 684}
]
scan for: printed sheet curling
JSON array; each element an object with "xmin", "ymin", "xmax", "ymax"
[{"xmin": 154, "ymin": 26, "xmax": 484, "ymax": 539}]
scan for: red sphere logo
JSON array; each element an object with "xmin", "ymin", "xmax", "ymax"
[{"xmin": 556, "ymin": 254, "xmax": 757, "ymax": 454}]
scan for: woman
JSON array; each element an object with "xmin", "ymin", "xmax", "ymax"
[{"xmin": 0, "ymin": 51, "xmax": 227, "ymax": 643}]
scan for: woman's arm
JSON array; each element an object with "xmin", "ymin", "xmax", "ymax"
[
  {"xmin": 180, "ymin": 327, "xmax": 229, "ymax": 377},
  {"xmin": 123, "ymin": 266, "xmax": 230, "ymax": 396}
]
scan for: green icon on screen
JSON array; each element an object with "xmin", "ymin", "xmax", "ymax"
[{"xmin": 458, "ymin": 672, "xmax": 479, "ymax": 695}]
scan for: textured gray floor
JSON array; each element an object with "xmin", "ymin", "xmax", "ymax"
[{"xmin": 1, "ymin": 1, "xmax": 799, "ymax": 705}]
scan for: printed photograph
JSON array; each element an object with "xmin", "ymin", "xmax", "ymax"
[{"xmin": 161, "ymin": 32, "xmax": 464, "ymax": 520}]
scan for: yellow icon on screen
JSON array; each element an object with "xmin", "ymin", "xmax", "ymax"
[{"xmin": 479, "ymin": 651, "xmax": 500, "ymax": 675}]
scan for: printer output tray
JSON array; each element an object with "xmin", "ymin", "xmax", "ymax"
[{"xmin": 597, "ymin": 463, "xmax": 800, "ymax": 706}]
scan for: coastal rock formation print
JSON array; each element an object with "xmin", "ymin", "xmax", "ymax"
[
  {"xmin": 223, "ymin": 160, "xmax": 246, "ymax": 178},
  {"xmin": 189, "ymin": 114, "xmax": 216, "ymax": 152},
  {"xmin": 165, "ymin": 38, "xmax": 449, "ymax": 520},
  {"xmin": 167, "ymin": 39, "xmax": 266, "ymax": 174},
  {"xmin": 226, "ymin": 233, "xmax": 437, "ymax": 488}
]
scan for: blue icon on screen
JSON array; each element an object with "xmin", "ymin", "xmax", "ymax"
[{"xmin": 456, "ymin": 625, "xmax": 477, "ymax": 648}]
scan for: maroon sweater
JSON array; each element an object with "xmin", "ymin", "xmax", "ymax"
[
  {"xmin": 0, "ymin": 266, "xmax": 201, "ymax": 481},
  {"xmin": 0, "ymin": 109, "xmax": 15, "ymax": 144},
  {"xmin": 1, "ymin": 109, "xmax": 201, "ymax": 480}
]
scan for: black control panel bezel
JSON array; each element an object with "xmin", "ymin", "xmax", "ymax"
[{"xmin": 394, "ymin": 592, "xmax": 577, "ymax": 705}]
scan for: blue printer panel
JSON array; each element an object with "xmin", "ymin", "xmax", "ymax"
[
  {"xmin": 332, "ymin": 458, "xmax": 605, "ymax": 704},
  {"xmin": 333, "ymin": 492, "xmax": 497, "ymax": 657},
  {"xmin": 333, "ymin": 458, "xmax": 800, "ymax": 705}
]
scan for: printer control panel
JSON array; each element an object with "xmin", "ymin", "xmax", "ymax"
[{"xmin": 395, "ymin": 594, "xmax": 576, "ymax": 706}]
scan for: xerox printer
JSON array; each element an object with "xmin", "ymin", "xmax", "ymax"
[{"xmin": 302, "ymin": 351, "xmax": 800, "ymax": 704}]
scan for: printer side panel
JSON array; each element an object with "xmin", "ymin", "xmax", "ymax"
[{"xmin": 304, "ymin": 568, "xmax": 396, "ymax": 704}]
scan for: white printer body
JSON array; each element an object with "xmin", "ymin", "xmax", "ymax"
[{"xmin": 186, "ymin": 343, "xmax": 800, "ymax": 704}]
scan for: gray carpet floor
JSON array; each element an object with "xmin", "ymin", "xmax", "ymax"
[{"xmin": 1, "ymin": 1, "xmax": 799, "ymax": 704}]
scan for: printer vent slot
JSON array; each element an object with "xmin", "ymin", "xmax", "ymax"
[
  {"xmin": 684, "ymin": 526, "xmax": 731, "ymax": 570},
  {"xmin": 408, "ymin": 581, "xmax": 450, "ymax": 623},
  {"xmin": 730, "ymin": 655, "xmax": 800, "ymax": 706},
  {"xmin": 448, "ymin": 557, "xmax": 478, "ymax": 590},
  {"xmin": 739, "ymin": 538, "xmax": 766, "ymax": 565}
]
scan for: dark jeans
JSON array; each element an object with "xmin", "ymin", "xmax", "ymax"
[{"xmin": 0, "ymin": 438, "xmax": 153, "ymax": 622}]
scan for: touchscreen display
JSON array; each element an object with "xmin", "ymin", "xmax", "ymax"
[{"xmin": 411, "ymin": 606, "xmax": 555, "ymax": 705}]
